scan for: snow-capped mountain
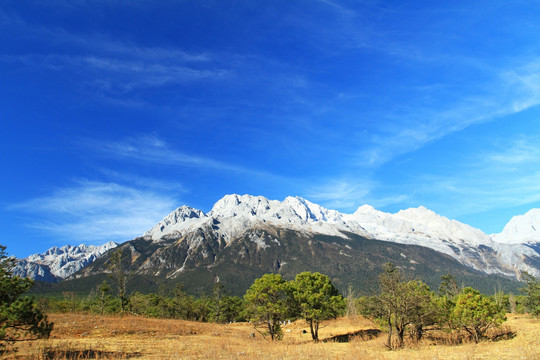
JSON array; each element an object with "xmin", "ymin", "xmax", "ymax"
[
  {"xmin": 144, "ymin": 195, "xmax": 357, "ymax": 242},
  {"xmin": 142, "ymin": 194, "xmax": 540, "ymax": 278},
  {"xmin": 491, "ymin": 209, "xmax": 540, "ymax": 244},
  {"xmin": 13, "ymin": 259, "xmax": 58, "ymax": 283},
  {"xmin": 18, "ymin": 194, "xmax": 540, "ymax": 287},
  {"xmin": 14, "ymin": 241, "xmax": 118, "ymax": 282}
]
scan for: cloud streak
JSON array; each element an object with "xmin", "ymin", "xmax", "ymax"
[
  {"xmin": 85, "ymin": 135, "xmax": 293, "ymax": 183},
  {"xmin": 90, "ymin": 136, "xmax": 250, "ymax": 172},
  {"xmin": 10, "ymin": 180, "xmax": 178, "ymax": 244},
  {"xmin": 305, "ymin": 179, "xmax": 373, "ymax": 211},
  {"xmin": 1, "ymin": 53, "xmax": 228, "ymax": 94},
  {"xmin": 0, "ymin": 8, "xmax": 227, "ymax": 95}
]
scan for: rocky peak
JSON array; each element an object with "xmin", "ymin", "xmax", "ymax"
[{"xmin": 492, "ymin": 208, "xmax": 540, "ymax": 244}]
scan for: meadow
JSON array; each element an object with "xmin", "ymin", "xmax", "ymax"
[{"xmin": 3, "ymin": 313, "xmax": 539, "ymax": 359}]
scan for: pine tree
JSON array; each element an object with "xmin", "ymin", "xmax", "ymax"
[
  {"xmin": 520, "ymin": 272, "xmax": 540, "ymax": 316},
  {"xmin": 451, "ymin": 287, "xmax": 506, "ymax": 343},
  {"xmin": 244, "ymin": 274, "xmax": 292, "ymax": 340},
  {"xmin": 291, "ymin": 272, "xmax": 345, "ymax": 342},
  {"xmin": 106, "ymin": 249, "xmax": 130, "ymax": 314},
  {"xmin": 0, "ymin": 245, "xmax": 53, "ymax": 348}
]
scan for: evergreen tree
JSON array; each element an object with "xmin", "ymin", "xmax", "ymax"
[
  {"xmin": 171, "ymin": 283, "xmax": 196, "ymax": 320},
  {"xmin": 520, "ymin": 272, "xmax": 540, "ymax": 316},
  {"xmin": 106, "ymin": 249, "xmax": 130, "ymax": 314},
  {"xmin": 0, "ymin": 245, "xmax": 53, "ymax": 348},
  {"xmin": 218, "ymin": 296, "xmax": 245, "ymax": 323},
  {"xmin": 244, "ymin": 274, "xmax": 292, "ymax": 340},
  {"xmin": 97, "ymin": 280, "xmax": 111, "ymax": 315},
  {"xmin": 212, "ymin": 282, "xmax": 225, "ymax": 323},
  {"xmin": 451, "ymin": 287, "xmax": 506, "ymax": 343},
  {"xmin": 438, "ymin": 273, "xmax": 459, "ymax": 298},
  {"xmin": 291, "ymin": 272, "xmax": 345, "ymax": 341}
]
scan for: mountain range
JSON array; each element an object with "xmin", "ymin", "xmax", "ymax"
[
  {"xmin": 14, "ymin": 242, "xmax": 117, "ymax": 282},
  {"xmin": 21, "ymin": 194, "xmax": 540, "ymax": 295}
]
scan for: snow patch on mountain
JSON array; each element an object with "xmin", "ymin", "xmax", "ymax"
[{"xmin": 15, "ymin": 194, "xmax": 540, "ymax": 281}]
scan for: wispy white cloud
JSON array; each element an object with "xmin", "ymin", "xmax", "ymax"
[
  {"xmin": 315, "ymin": 0, "xmax": 357, "ymax": 17},
  {"xmin": 500, "ymin": 61, "xmax": 540, "ymax": 113},
  {"xmin": 429, "ymin": 172, "xmax": 540, "ymax": 219},
  {"xmin": 0, "ymin": 7, "xmax": 208, "ymax": 64},
  {"xmin": 89, "ymin": 135, "xmax": 247, "ymax": 172},
  {"xmin": 310, "ymin": 57, "xmax": 540, "ymax": 215},
  {"xmin": 85, "ymin": 135, "xmax": 293, "ymax": 183},
  {"xmin": 97, "ymin": 169, "xmax": 187, "ymax": 193},
  {"xmin": 487, "ymin": 136, "xmax": 540, "ymax": 166},
  {"xmin": 1, "ymin": 5, "xmax": 312, "ymax": 112},
  {"xmin": 356, "ymin": 58, "xmax": 540, "ymax": 170},
  {"xmin": 10, "ymin": 180, "xmax": 178, "ymax": 244},
  {"xmin": 84, "ymin": 57, "xmax": 227, "ymax": 93},
  {"xmin": 1, "ymin": 53, "xmax": 227, "ymax": 93},
  {"xmin": 305, "ymin": 177, "xmax": 412, "ymax": 212},
  {"xmin": 0, "ymin": 8, "xmax": 226, "ymax": 94},
  {"xmin": 305, "ymin": 179, "xmax": 373, "ymax": 211}
]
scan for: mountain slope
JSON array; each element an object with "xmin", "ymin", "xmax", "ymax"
[{"xmin": 74, "ymin": 224, "xmax": 518, "ymax": 296}]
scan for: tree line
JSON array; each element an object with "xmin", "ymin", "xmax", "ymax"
[
  {"xmin": 1, "ymin": 245, "xmax": 540, "ymax": 349},
  {"xmin": 40, "ymin": 271, "xmax": 344, "ymax": 342},
  {"xmin": 39, "ymin": 261, "xmax": 540, "ymax": 347}
]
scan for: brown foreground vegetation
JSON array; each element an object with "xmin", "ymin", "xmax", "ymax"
[{"xmin": 2, "ymin": 313, "xmax": 539, "ymax": 359}]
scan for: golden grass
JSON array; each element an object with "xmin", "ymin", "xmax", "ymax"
[{"xmin": 2, "ymin": 313, "xmax": 539, "ymax": 359}]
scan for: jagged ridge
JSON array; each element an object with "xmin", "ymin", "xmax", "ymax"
[
  {"xmin": 143, "ymin": 194, "xmax": 540, "ymax": 278},
  {"xmin": 14, "ymin": 241, "xmax": 118, "ymax": 282}
]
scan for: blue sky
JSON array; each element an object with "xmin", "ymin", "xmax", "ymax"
[{"xmin": 2, "ymin": 1, "xmax": 540, "ymax": 258}]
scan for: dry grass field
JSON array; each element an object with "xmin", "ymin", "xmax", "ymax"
[{"xmin": 2, "ymin": 313, "xmax": 539, "ymax": 359}]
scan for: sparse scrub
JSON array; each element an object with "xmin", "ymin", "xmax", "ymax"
[
  {"xmin": 8, "ymin": 267, "xmax": 536, "ymax": 358},
  {"xmin": 2, "ymin": 312, "xmax": 538, "ymax": 360},
  {"xmin": 359, "ymin": 264, "xmax": 510, "ymax": 349}
]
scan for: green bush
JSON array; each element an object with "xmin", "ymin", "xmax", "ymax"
[{"xmin": 451, "ymin": 287, "xmax": 506, "ymax": 343}]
